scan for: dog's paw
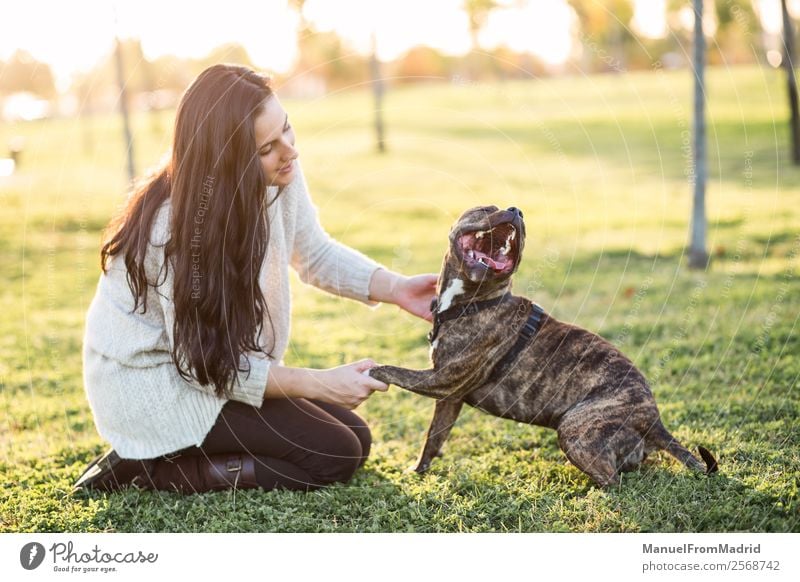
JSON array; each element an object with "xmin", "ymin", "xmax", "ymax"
[
  {"xmin": 366, "ymin": 365, "xmax": 388, "ymax": 384},
  {"xmin": 404, "ymin": 460, "xmax": 431, "ymax": 475}
]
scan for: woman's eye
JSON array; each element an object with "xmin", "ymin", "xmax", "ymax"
[{"xmin": 260, "ymin": 124, "xmax": 290, "ymax": 155}]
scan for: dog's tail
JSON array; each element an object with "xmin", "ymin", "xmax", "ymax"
[{"xmin": 649, "ymin": 424, "xmax": 718, "ymax": 475}]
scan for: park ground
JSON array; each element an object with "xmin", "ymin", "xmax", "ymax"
[{"xmin": 0, "ymin": 65, "xmax": 798, "ymax": 532}]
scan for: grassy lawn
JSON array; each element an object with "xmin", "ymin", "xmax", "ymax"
[{"xmin": 0, "ymin": 65, "xmax": 798, "ymax": 532}]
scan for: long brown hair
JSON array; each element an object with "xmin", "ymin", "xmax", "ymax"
[{"xmin": 101, "ymin": 64, "xmax": 275, "ymax": 396}]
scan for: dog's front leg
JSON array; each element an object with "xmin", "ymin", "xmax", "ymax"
[
  {"xmin": 412, "ymin": 399, "xmax": 464, "ymax": 474},
  {"xmin": 369, "ymin": 365, "xmax": 479, "ymax": 400}
]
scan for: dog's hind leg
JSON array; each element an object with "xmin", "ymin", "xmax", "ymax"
[
  {"xmin": 559, "ymin": 422, "xmax": 651, "ymax": 486},
  {"xmin": 558, "ymin": 436, "xmax": 620, "ymax": 487},
  {"xmin": 618, "ymin": 437, "xmax": 647, "ymax": 473},
  {"xmin": 412, "ymin": 399, "xmax": 464, "ymax": 474},
  {"xmin": 556, "ymin": 412, "xmax": 621, "ymax": 487}
]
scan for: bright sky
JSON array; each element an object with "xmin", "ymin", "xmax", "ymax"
[
  {"xmin": 1, "ymin": 0, "xmax": 794, "ymax": 93},
  {"xmin": 632, "ymin": 0, "xmax": 668, "ymax": 38},
  {"xmin": 0, "ymin": 0, "xmax": 582, "ymax": 91}
]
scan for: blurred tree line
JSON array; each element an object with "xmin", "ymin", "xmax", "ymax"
[
  {"xmin": 0, "ymin": 0, "xmax": 789, "ymax": 113},
  {"xmin": 0, "ymin": 50, "xmax": 57, "ymax": 99},
  {"xmin": 569, "ymin": 0, "xmax": 763, "ymax": 71}
]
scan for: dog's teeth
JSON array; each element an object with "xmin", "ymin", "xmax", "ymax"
[
  {"xmin": 467, "ymin": 250, "xmax": 475, "ymax": 259},
  {"xmin": 510, "ymin": 230, "xmax": 516, "ymax": 241},
  {"xmin": 476, "ymin": 231, "xmax": 486, "ymax": 239}
]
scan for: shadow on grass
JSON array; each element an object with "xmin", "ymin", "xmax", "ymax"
[
  {"xmin": 612, "ymin": 467, "xmax": 797, "ymax": 532},
  {"xmin": 432, "ymin": 119, "xmax": 795, "ymax": 190},
  {"xmin": 23, "ymin": 421, "xmax": 798, "ymax": 533}
]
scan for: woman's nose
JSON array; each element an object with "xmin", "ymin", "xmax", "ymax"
[{"xmin": 282, "ymin": 142, "xmax": 298, "ymax": 161}]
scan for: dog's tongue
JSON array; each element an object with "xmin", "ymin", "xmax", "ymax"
[{"xmin": 475, "ymin": 250, "xmax": 508, "ymax": 271}]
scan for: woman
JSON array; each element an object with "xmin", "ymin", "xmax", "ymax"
[{"xmin": 74, "ymin": 64, "xmax": 437, "ymax": 494}]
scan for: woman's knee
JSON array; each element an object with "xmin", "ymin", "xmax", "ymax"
[
  {"xmin": 350, "ymin": 420, "xmax": 371, "ymax": 467},
  {"xmin": 308, "ymin": 401, "xmax": 372, "ymax": 468},
  {"xmin": 305, "ymin": 427, "xmax": 364, "ymax": 485}
]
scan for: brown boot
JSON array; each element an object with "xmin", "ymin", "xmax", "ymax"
[
  {"xmin": 72, "ymin": 449, "xmax": 156, "ymax": 493},
  {"xmin": 143, "ymin": 453, "xmax": 260, "ymax": 494}
]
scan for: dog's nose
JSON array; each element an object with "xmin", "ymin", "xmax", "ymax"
[{"xmin": 508, "ymin": 206, "xmax": 523, "ymax": 218}]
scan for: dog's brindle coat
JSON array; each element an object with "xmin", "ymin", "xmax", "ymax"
[{"xmin": 369, "ymin": 206, "xmax": 717, "ymax": 487}]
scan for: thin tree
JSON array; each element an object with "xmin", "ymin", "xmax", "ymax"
[
  {"xmin": 782, "ymin": 0, "xmax": 800, "ymax": 165},
  {"xmin": 112, "ymin": 4, "xmax": 136, "ymax": 183},
  {"xmin": 370, "ymin": 31, "xmax": 386, "ymax": 153},
  {"xmin": 114, "ymin": 34, "xmax": 136, "ymax": 183},
  {"xmin": 463, "ymin": 0, "xmax": 498, "ymax": 77},
  {"xmin": 289, "ymin": 0, "xmax": 312, "ymax": 43},
  {"xmin": 688, "ymin": 0, "xmax": 709, "ymax": 269},
  {"xmin": 464, "ymin": 0, "xmax": 497, "ymax": 50},
  {"xmin": 289, "ymin": 0, "xmax": 385, "ymax": 152}
]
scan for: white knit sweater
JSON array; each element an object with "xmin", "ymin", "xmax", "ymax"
[{"xmin": 82, "ymin": 162, "xmax": 384, "ymax": 459}]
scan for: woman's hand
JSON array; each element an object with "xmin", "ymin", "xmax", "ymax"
[
  {"xmin": 369, "ymin": 269, "xmax": 438, "ymax": 322},
  {"xmin": 308, "ymin": 360, "xmax": 389, "ymax": 409},
  {"xmin": 266, "ymin": 360, "xmax": 388, "ymax": 408},
  {"xmin": 392, "ymin": 274, "xmax": 438, "ymax": 321}
]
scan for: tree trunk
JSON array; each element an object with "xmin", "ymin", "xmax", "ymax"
[
  {"xmin": 611, "ymin": 17, "xmax": 626, "ymax": 73},
  {"xmin": 688, "ymin": 0, "xmax": 709, "ymax": 269},
  {"xmin": 370, "ymin": 32, "xmax": 386, "ymax": 154},
  {"xmin": 782, "ymin": 0, "xmax": 800, "ymax": 165},
  {"xmin": 114, "ymin": 36, "xmax": 136, "ymax": 183}
]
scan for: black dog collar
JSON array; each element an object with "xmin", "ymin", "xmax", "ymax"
[{"xmin": 428, "ymin": 292, "xmax": 511, "ymax": 344}]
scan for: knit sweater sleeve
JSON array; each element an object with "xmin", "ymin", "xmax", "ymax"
[
  {"xmin": 289, "ymin": 162, "xmax": 385, "ymax": 304},
  {"xmin": 147, "ymin": 204, "xmax": 270, "ymax": 406}
]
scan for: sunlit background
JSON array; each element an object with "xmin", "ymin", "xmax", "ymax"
[
  {"xmin": 0, "ymin": 0, "xmax": 798, "ymax": 122},
  {"xmin": 2, "ymin": 0, "xmax": 800, "ymax": 534}
]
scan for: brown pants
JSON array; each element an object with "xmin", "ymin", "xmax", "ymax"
[{"xmin": 157, "ymin": 398, "xmax": 371, "ymax": 492}]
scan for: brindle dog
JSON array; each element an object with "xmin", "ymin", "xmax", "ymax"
[{"xmin": 369, "ymin": 205, "xmax": 718, "ymax": 487}]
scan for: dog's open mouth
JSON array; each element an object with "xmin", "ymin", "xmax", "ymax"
[{"xmin": 458, "ymin": 222, "xmax": 518, "ymax": 274}]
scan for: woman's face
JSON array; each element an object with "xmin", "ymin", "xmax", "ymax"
[{"xmin": 254, "ymin": 96, "xmax": 298, "ymax": 188}]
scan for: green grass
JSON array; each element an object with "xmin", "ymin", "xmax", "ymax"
[{"xmin": 1, "ymin": 65, "xmax": 798, "ymax": 532}]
